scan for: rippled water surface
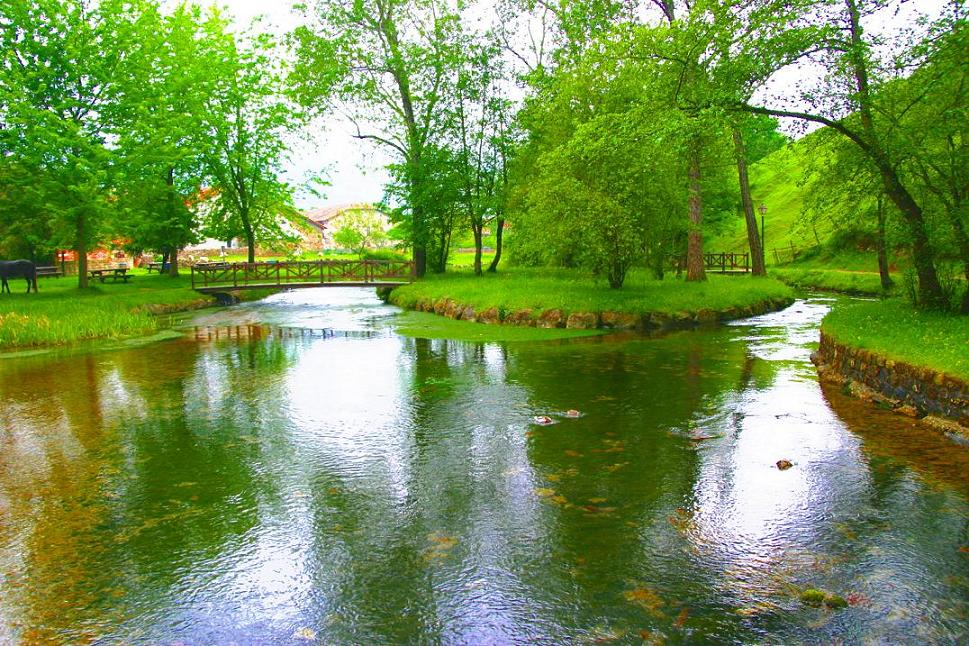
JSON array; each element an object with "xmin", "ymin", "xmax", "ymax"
[{"xmin": 1, "ymin": 289, "xmax": 967, "ymax": 644}]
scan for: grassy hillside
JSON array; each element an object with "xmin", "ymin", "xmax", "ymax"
[
  {"xmin": 710, "ymin": 132, "xmax": 835, "ymax": 264},
  {"xmin": 708, "ymin": 130, "xmax": 907, "ymax": 296}
]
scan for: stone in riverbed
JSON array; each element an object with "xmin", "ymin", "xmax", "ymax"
[
  {"xmin": 566, "ymin": 312, "xmax": 599, "ymax": 329},
  {"xmin": 694, "ymin": 308, "xmax": 718, "ymax": 324},
  {"xmin": 537, "ymin": 309, "xmax": 564, "ymax": 328},
  {"xmin": 478, "ymin": 307, "xmax": 501, "ymax": 325},
  {"xmin": 443, "ymin": 300, "xmax": 461, "ymax": 319},
  {"xmin": 504, "ymin": 309, "xmax": 535, "ymax": 326},
  {"xmin": 601, "ymin": 311, "xmax": 641, "ymax": 329}
]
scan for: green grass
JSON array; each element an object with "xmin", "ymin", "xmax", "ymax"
[
  {"xmin": 390, "ymin": 268, "xmax": 793, "ymax": 317},
  {"xmin": 822, "ymin": 299, "xmax": 969, "ymax": 381},
  {"xmin": 771, "ymin": 267, "xmax": 895, "ymax": 296},
  {"xmin": 447, "ymin": 250, "xmax": 495, "ymax": 268},
  {"xmin": 392, "ymin": 311, "xmax": 604, "ymax": 342},
  {"xmin": 0, "ymin": 272, "xmax": 219, "ymax": 350}
]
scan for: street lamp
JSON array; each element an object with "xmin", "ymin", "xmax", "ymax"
[{"xmin": 758, "ymin": 202, "xmax": 767, "ymax": 269}]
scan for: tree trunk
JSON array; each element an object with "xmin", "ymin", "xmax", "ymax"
[
  {"xmin": 732, "ymin": 128, "xmax": 765, "ymax": 276},
  {"xmin": 76, "ymin": 212, "xmax": 88, "ymax": 289},
  {"xmin": 845, "ymin": 0, "xmax": 943, "ymax": 307},
  {"xmin": 875, "ymin": 196, "xmax": 893, "ymax": 291},
  {"xmin": 686, "ymin": 144, "xmax": 706, "ymax": 282},
  {"xmin": 947, "ymin": 209, "xmax": 969, "ymax": 313},
  {"xmin": 243, "ymin": 218, "xmax": 256, "ymax": 264},
  {"xmin": 166, "ymin": 166, "xmax": 180, "ymax": 276},
  {"xmin": 472, "ymin": 223, "xmax": 483, "ymax": 276},
  {"xmin": 876, "ymin": 163, "xmax": 944, "ymax": 306},
  {"xmin": 168, "ymin": 248, "xmax": 180, "ymax": 277},
  {"xmin": 487, "ymin": 217, "xmax": 504, "ymax": 273},
  {"xmin": 411, "ymin": 200, "xmax": 427, "ymax": 277}
]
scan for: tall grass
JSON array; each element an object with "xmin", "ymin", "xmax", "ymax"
[{"xmin": 0, "ymin": 273, "xmax": 215, "ymax": 350}]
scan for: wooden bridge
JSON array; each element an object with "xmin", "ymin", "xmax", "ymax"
[
  {"xmin": 190, "ymin": 259, "xmax": 415, "ymax": 293},
  {"xmin": 673, "ymin": 252, "xmax": 751, "ymax": 275}
]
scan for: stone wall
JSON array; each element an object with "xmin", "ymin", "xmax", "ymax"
[
  {"xmin": 813, "ymin": 332, "xmax": 969, "ymax": 431},
  {"xmin": 388, "ymin": 293, "xmax": 795, "ymax": 332}
]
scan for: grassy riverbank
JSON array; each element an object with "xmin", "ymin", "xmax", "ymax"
[
  {"xmin": 771, "ymin": 266, "xmax": 894, "ymax": 296},
  {"xmin": 390, "ymin": 269, "xmax": 794, "ymax": 321},
  {"xmin": 0, "ymin": 273, "xmax": 271, "ymax": 350},
  {"xmin": 822, "ymin": 299, "xmax": 969, "ymax": 381}
]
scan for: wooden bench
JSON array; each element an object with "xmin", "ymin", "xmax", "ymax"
[
  {"xmin": 89, "ymin": 268, "xmax": 132, "ymax": 283},
  {"xmin": 35, "ymin": 266, "xmax": 64, "ymax": 278}
]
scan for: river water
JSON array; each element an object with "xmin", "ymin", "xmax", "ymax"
[{"xmin": 0, "ymin": 289, "xmax": 966, "ymax": 644}]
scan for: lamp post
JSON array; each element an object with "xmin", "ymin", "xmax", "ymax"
[{"xmin": 758, "ymin": 202, "xmax": 767, "ymax": 269}]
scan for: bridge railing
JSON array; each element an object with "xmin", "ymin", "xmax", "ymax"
[
  {"xmin": 703, "ymin": 252, "xmax": 750, "ymax": 273},
  {"xmin": 191, "ymin": 259, "xmax": 416, "ymax": 290},
  {"xmin": 670, "ymin": 252, "xmax": 751, "ymax": 274}
]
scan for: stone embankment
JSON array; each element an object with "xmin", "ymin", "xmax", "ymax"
[
  {"xmin": 387, "ymin": 293, "xmax": 795, "ymax": 332},
  {"xmin": 813, "ymin": 333, "xmax": 969, "ymax": 435}
]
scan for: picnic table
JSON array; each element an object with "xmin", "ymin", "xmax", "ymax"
[
  {"xmin": 35, "ymin": 266, "xmax": 64, "ymax": 278},
  {"xmin": 146, "ymin": 261, "xmax": 164, "ymax": 273},
  {"xmin": 89, "ymin": 268, "xmax": 132, "ymax": 283}
]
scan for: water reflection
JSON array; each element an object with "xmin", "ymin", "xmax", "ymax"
[{"xmin": 0, "ymin": 289, "xmax": 966, "ymax": 643}]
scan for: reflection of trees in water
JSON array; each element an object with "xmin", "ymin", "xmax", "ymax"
[
  {"xmin": 495, "ymin": 333, "xmax": 761, "ymax": 628},
  {"xmin": 0, "ymin": 336, "xmax": 303, "ymax": 642},
  {"xmin": 294, "ymin": 336, "xmax": 546, "ymax": 643}
]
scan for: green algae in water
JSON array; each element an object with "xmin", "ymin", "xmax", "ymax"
[{"xmin": 390, "ymin": 311, "xmax": 605, "ymax": 342}]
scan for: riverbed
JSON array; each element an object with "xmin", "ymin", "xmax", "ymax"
[{"xmin": 0, "ymin": 289, "xmax": 966, "ymax": 644}]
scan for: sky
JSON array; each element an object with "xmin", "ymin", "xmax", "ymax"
[{"xmin": 206, "ymin": 0, "xmax": 947, "ymax": 210}]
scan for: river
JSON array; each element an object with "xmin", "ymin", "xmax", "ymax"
[{"xmin": 0, "ymin": 289, "xmax": 966, "ymax": 644}]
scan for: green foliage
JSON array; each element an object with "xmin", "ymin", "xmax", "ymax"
[
  {"xmin": 391, "ymin": 311, "xmax": 603, "ymax": 342},
  {"xmin": 291, "ymin": 0, "xmax": 469, "ymax": 277},
  {"xmin": 822, "ymin": 299, "xmax": 969, "ymax": 381},
  {"xmin": 331, "ymin": 207, "xmax": 389, "ymax": 255},
  {"xmin": 201, "ymin": 31, "xmax": 304, "ymax": 263}
]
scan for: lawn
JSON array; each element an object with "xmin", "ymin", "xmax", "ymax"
[
  {"xmin": 0, "ymin": 271, "xmax": 227, "ymax": 350},
  {"xmin": 822, "ymin": 299, "xmax": 969, "ymax": 381},
  {"xmin": 389, "ymin": 267, "xmax": 793, "ymax": 318}
]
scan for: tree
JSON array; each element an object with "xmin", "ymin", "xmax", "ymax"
[
  {"xmin": 291, "ymin": 0, "xmax": 467, "ymax": 277},
  {"xmin": 0, "ymin": 0, "xmax": 143, "ymax": 287},
  {"xmin": 202, "ymin": 31, "xmax": 303, "ymax": 264},
  {"xmin": 742, "ymin": 0, "xmax": 952, "ymax": 308},
  {"xmin": 446, "ymin": 39, "xmax": 513, "ymax": 275},
  {"xmin": 112, "ymin": 3, "xmax": 231, "ymax": 276},
  {"xmin": 332, "ymin": 207, "xmax": 389, "ymax": 254}
]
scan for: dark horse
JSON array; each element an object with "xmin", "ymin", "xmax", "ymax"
[{"xmin": 0, "ymin": 259, "xmax": 38, "ymax": 294}]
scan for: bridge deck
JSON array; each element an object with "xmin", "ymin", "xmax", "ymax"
[
  {"xmin": 194, "ymin": 281, "xmax": 410, "ymax": 294},
  {"xmin": 191, "ymin": 259, "xmax": 416, "ymax": 292}
]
